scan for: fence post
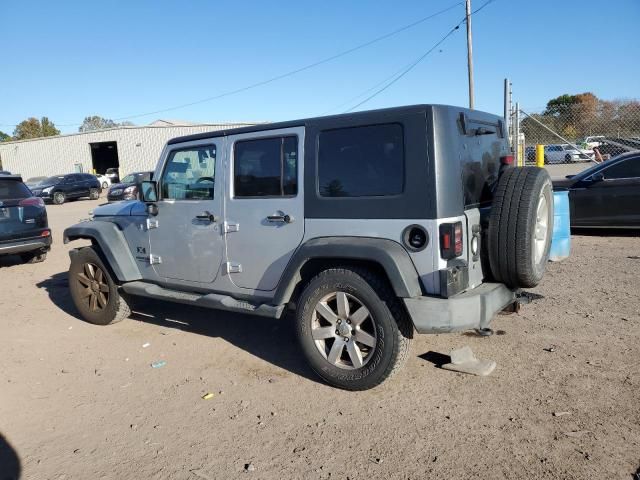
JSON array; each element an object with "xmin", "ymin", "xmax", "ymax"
[{"xmin": 535, "ymin": 144, "xmax": 545, "ymax": 168}]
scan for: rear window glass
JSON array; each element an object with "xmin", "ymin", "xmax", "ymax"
[
  {"xmin": 0, "ymin": 180, "xmax": 32, "ymax": 199},
  {"xmin": 318, "ymin": 124, "xmax": 404, "ymax": 197}
]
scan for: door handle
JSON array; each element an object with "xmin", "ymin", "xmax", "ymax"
[
  {"xmin": 196, "ymin": 211, "xmax": 218, "ymax": 222},
  {"xmin": 267, "ymin": 212, "xmax": 293, "ymax": 224}
]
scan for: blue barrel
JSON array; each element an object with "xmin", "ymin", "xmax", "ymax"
[{"xmin": 549, "ymin": 190, "xmax": 571, "ymax": 262}]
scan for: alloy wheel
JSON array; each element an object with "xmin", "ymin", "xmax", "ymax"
[
  {"xmin": 311, "ymin": 291, "xmax": 377, "ymax": 370},
  {"xmin": 533, "ymin": 192, "xmax": 549, "ymax": 264},
  {"xmin": 77, "ymin": 263, "xmax": 110, "ymax": 312}
]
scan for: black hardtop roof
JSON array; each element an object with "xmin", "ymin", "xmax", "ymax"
[
  {"xmin": 0, "ymin": 175, "xmax": 23, "ymax": 182},
  {"xmin": 167, "ymin": 104, "xmax": 493, "ymax": 145}
]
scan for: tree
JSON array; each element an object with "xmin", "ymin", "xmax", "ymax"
[
  {"xmin": 79, "ymin": 116, "xmax": 135, "ymax": 132},
  {"xmin": 13, "ymin": 117, "xmax": 60, "ymax": 140},
  {"xmin": 0, "ymin": 131, "xmax": 10, "ymax": 142}
]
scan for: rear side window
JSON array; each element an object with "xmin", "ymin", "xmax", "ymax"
[
  {"xmin": 602, "ymin": 157, "xmax": 640, "ymax": 179},
  {"xmin": 318, "ymin": 124, "xmax": 404, "ymax": 197},
  {"xmin": 0, "ymin": 180, "xmax": 31, "ymax": 199},
  {"xmin": 234, "ymin": 136, "xmax": 298, "ymax": 197}
]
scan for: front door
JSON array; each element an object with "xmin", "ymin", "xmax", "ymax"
[
  {"xmin": 148, "ymin": 140, "xmax": 224, "ymax": 283},
  {"xmin": 224, "ymin": 127, "xmax": 305, "ymax": 291}
]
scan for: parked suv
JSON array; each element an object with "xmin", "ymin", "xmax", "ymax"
[
  {"xmin": 107, "ymin": 171, "xmax": 153, "ymax": 202},
  {"xmin": 0, "ymin": 176, "xmax": 51, "ymax": 263},
  {"xmin": 30, "ymin": 173, "xmax": 101, "ymax": 205},
  {"xmin": 63, "ymin": 105, "xmax": 553, "ymax": 390}
]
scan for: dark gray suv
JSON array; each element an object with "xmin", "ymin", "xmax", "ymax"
[{"xmin": 64, "ymin": 104, "xmax": 553, "ymax": 390}]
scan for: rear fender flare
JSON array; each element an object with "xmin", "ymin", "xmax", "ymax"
[{"xmin": 272, "ymin": 237, "xmax": 422, "ymax": 305}]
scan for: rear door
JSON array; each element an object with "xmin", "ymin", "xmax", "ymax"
[
  {"xmin": 224, "ymin": 127, "xmax": 304, "ymax": 291},
  {"xmin": 572, "ymin": 155, "xmax": 640, "ymax": 226}
]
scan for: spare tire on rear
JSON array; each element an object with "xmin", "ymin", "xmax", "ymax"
[{"xmin": 488, "ymin": 167, "xmax": 553, "ymax": 288}]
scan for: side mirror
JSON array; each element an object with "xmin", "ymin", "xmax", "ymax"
[
  {"xmin": 140, "ymin": 181, "xmax": 158, "ymax": 202},
  {"xmin": 591, "ymin": 173, "xmax": 605, "ymax": 182}
]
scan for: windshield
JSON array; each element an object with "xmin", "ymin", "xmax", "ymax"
[
  {"xmin": 0, "ymin": 180, "xmax": 32, "ymax": 199},
  {"xmin": 27, "ymin": 176, "xmax": 47, "ymax": 184},
  {"xmin": 574, "ymin": 156, "xmax": 629, "ymax": 179},
  {"xmin": 121, "ymin": 174, "xmax": 135, "ymax": 183},
  {"xmin": 42, "ymin": 176, "xmax": 64, "ymax": 185}
]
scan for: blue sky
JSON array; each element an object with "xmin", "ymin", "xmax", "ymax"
[{"xmin": 1, "ymin": 0, "xmax": 638, "ymax": 134}]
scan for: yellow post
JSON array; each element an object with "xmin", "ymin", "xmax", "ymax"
[
  {"xmin": 517, "ymin": 144, "xmax": 524, "ymax": 167},
  {"xmin": 535, "ymin": 144, "xmax": 545, "ymax": 168}
]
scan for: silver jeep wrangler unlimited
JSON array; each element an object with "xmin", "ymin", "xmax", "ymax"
[{"xmin": 64, "ymin": 105, "xmax": 553, "ymax": 390}]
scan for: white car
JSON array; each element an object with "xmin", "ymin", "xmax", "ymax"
[
  {"xmin": 545, "ymin": 144, "xmax": 593, "ymax": 163},
  {"xmin": 95, "ymin": 174, "xmax": 112, "ymax": 190}
]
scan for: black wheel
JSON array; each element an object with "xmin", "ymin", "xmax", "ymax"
[
  {"xmin": 52, "ymin": 191, "xmax": 65, "ymax": 205},
  {"xmin": 20, "ymin": 251, "xmax": 47, "ymax": 264},
  {"xmin": 296, "ymin": 267, "xmax": 412, "ymax": 390},
  {"xmin": 69, "ymin": 246, "xmax": 131, "ymax": 325},
  {"xmin": 89, "ymin": 188, "xmax": 100, "ymax": 200},
  {"xmin": 488, "ymin": 167, "xmax": 554, "ymax": 288},
  {"xmin": 102, "ymin": 182, "xmax": 108, "ymax": 189}
]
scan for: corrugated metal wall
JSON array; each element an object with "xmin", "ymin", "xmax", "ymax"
[{"xmin": 0, "ymin": 123, "xmax": 254, "ymax": 179}]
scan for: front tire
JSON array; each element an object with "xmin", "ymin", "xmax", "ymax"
[
  {"xmin": 89, "ymin": 188, "xmax": 100, "ymax": 200},
  {"xmin": 69, "ymin": 246, "xmax": 131, "ymax": 325},
  {"xmin": 296, "ymin": 267, "xmax": 412, "ymax": 390},
  {"xmin": 52, "ymin": 191, "xmax": 65, "ymax": 205},
  {"xmin": 102, "ymin": 182, "xmax": 108, "ymax": 189}
]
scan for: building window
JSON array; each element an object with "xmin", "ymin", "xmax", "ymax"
[
  {"xmin": 318, "ymin": 124, "xmax": 404, "ymax": 197},
  {"xmin": 234, "ymin": 136, "xmax": 298, "ymax": 197}
]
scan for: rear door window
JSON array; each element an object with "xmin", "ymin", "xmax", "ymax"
[
  {"xmin": 233, "ymin": 136, "xmax": 298, "ymax": 197},
  {"xmin": 318, "ymin": 124, "xmax": 404, "ymax": 197},
  {"xmin": 0, "ymin": 180, "xmax": 31, "ymax": 199}
]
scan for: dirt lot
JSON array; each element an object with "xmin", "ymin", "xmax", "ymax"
[{"xmin": 1, "ymin": 196, "xmax": 639, "ymax": 480}]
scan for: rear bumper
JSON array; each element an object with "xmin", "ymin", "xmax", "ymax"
[
  {"xmin": 0, "ymin": 235, "xmax": 52, "ymax": 255},
  {"xmin": 403, "ymin": 282, "xmax": 516, "ymax": 334}
]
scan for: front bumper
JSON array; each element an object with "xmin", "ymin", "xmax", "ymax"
[
  {"xmin": 0, "ymin": 234, "xmax": 52, "ymax": 255},
  {"xmin": 403, "ymin": 282, "xmax": 516, "ymax": 334}
]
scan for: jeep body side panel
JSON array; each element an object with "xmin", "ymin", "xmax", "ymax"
[
  {"xmin": 303, "ymin": 109, "xmax": 434, "ymax": 219},
  {"xmin": 429, "ymin": 105, "xmax": 509, "ymax": 219},
  {"xmin": 272, "ymin": 236, "xmax": 422, "ymax": 305},
  {"xmin": 63, "ymin": 221, "xmax": 142, "ymax": 282}
]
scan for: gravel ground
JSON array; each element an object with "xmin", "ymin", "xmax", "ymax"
[{"xmin": 1, "ymin": 196, "xmax": 639, "ymax": 480}]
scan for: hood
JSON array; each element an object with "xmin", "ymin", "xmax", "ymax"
[
  {"xmin": 92, "ymin": 201, "xmax": 147, "ymax": 217},
  {"xmin": 108, "ymin": 182, "xmax": 135, "ymax": 191}
]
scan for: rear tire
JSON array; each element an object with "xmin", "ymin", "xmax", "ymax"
[
  {"xmin": 488, "ymin": 167, "xmax": 554, "ymax": 288},
  {"xmin": 296, "ymin": 267, "xmax": 412, "ymax": 390},
  {"xmin": 69, "ymin": 246, "xmax": 131, "ymax": 325},
  {"xmin": 52, "ymin": 191, "xmax": 65, "ymax": 205},
  {"xmin": 102, "ymin": 182, "xmax": 108, "ymax": 189}
]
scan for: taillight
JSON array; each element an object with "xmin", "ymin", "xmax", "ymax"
[
  {"xmin": 500, "ymin": 155, "xmax": 514, "ymax": 165},
  {"xmin": 439, "ymin": 222, "xmax": 463, "ymax": 259},
  {"xmin": 19, "ymin": 197, "xmax": 45, "ymax": 207},
  {"xmin": 40, "ymin": 229, "xmax": 51, "ymax": 237}
]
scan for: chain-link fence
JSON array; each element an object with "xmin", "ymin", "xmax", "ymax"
[{"xmin": 511, "ymin": 99, "xmax": 640, "ymax": 165}]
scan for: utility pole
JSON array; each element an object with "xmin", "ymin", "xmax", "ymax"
[{"xmin": 465, "ymin": 0, "xmax": 475, "ymax": 109}]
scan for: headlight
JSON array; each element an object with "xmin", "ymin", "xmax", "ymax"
[
  {"xmin": 42, "ymin": 186, "xmax": 53, "ymax": 193},
  {"xmin": 123, "ymin": 185, "xmax": 139, "ymax": 200}
]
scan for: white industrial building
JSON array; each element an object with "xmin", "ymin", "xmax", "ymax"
[{"xmin": 0, "ymin": 120, "xmax": 256, "ymax": 179}]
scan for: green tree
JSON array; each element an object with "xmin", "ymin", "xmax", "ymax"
[
  {"xmin": 0, "ymin": 131, "xmax": 10, "ymax": 142},
  {"xmin": 79, "ymin": 116, "xmax": 135, "ymax": 132},
  {"xmin": 13, "ymin": 117, "xmax": 60, "ymax": 140}
]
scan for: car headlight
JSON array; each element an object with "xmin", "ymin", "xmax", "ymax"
[
  {"xmin": 42, "ymin": 186, "xmax": 53, "ymax": 193},
  {"xmin": 123, "ymin": 185, "xmax": 139, "ymax": 200}
]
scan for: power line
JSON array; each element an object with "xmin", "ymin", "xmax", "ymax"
[
  {"xmin": 0, "ymin": 2, "xmax": 462, "ymax": 128},
  {"xmin": 339, "ymin": 0, "xmax": 496, "ymax": 113}
]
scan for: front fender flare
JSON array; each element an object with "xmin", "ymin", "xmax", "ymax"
[
  {"xmin": 64, "ymin": 221, "xmax": 142, "ymax": 282},
  {"xmin": 272, "ymin": 237, "xmax": 422, "ymax": 305}
]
